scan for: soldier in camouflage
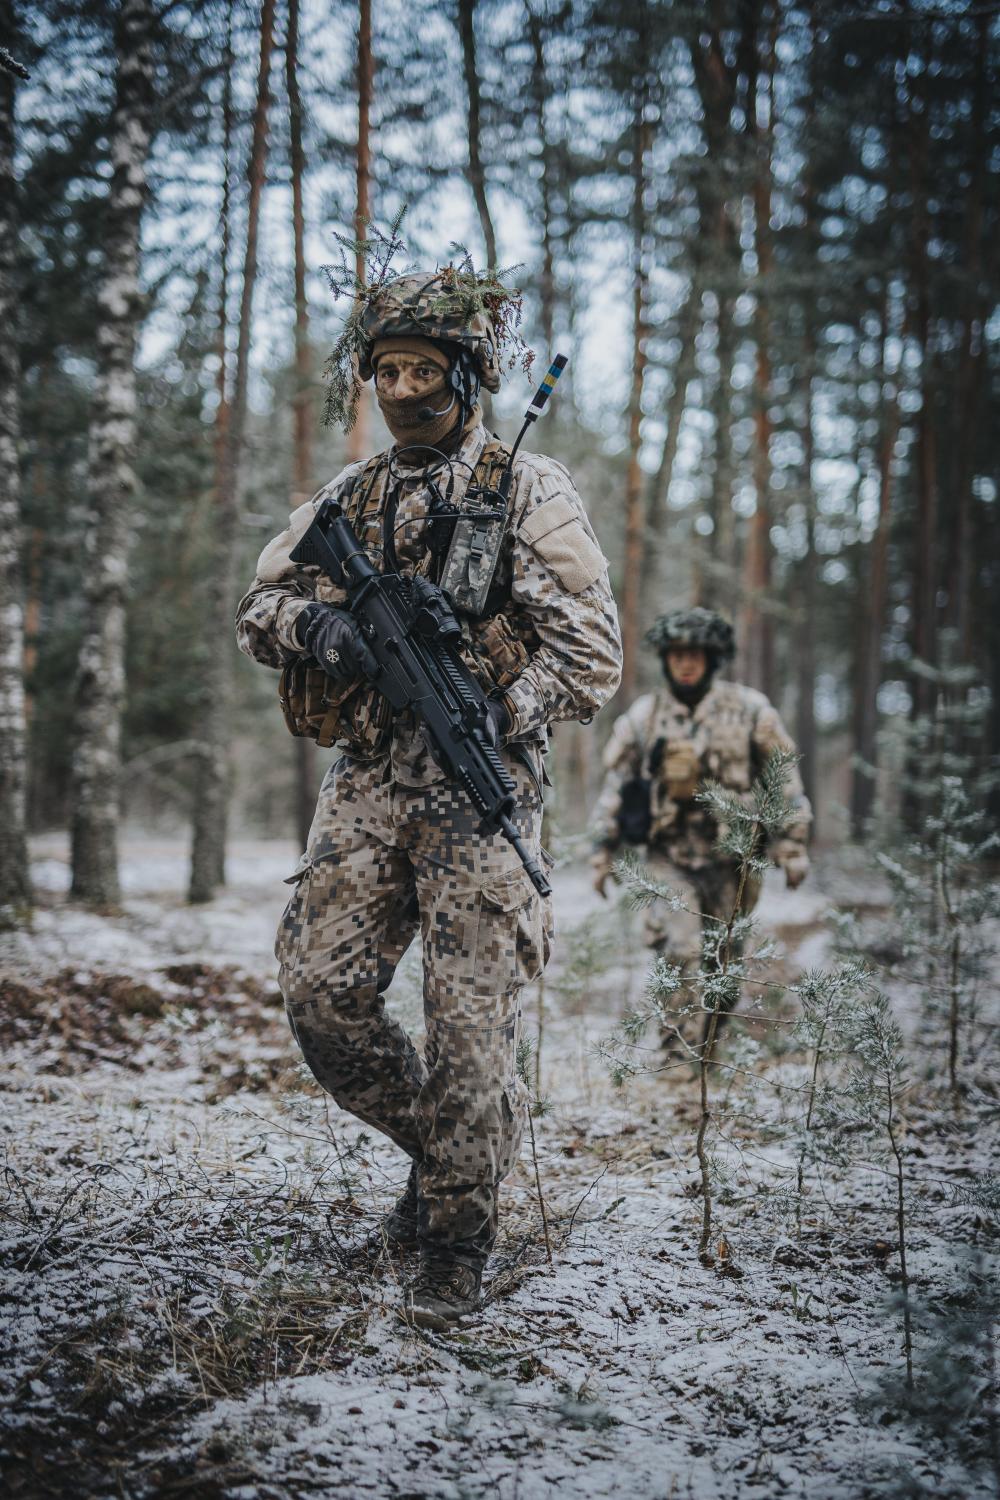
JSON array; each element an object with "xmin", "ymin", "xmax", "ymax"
[
  {"xmin": 237, "ymin": 271, "xmax": 622, "ymax": 1328},
  {"xmin": 591, "ymin": 608, "xmax": 810, "ymax": 1049}
]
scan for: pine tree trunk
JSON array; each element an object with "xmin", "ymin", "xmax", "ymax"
[
  {"xmin": 852, "ymin": 305, "xmax": 899, "ymax": 835},
  {"xmin": 189, "ymin": 0, "xmax": 275, "ymax": 902},
  {"xmin": 708, "ymin": 292, "xmax": 737, "ymax": 599},
  {"xmin": 905, "ymin": 9, "xmax": 938, "ymax": 714},
  {"xmin": 529, "ymin": 7, "xmax": 555, "ymax": 354},
  {"xmin": 0, "ymin": 23, "xmax": 31, "ymax": 920},
  {"xmin": 70, "ymin": 0, "xmax": 153, "ymax": 906},
  {"xmin": 618, "ymin": 97, "xmax": 652, "ymax": 704},
  {"xmin": 644, "ymin": 277, "xmax": 701, "ymax": 601},
  {"xmin": 739, "ymin": 1, "xmax": 775, "ymax": 698},
  {"xmin": 287, "ymin": 0, "xmax": 315, "ymax": 852},
  {"xmin": 458, "ymin": 0, "xmax": 497, "ymax": 269},
  {"xmin": 948, "ymin": 12, "xmax": 986, "ymax": 660},
  {"xmin": 347, "ymin": 0, "xmax": 372, "ymax": 464}
]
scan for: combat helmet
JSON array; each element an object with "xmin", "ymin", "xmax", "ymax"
[
  {"xmin": 645, "ymin": 607, "xmax": 736, "ymax": 663},
  {"xmin": 357, "ymin": 271, "xmax": 503, "ymax": 393}
]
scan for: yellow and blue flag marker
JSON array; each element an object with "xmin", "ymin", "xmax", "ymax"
[{"xmin": 525, "ymin": 353, "xmax": 568, "ymax": 422}]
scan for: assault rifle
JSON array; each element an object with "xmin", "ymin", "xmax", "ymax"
[{"xmin": 289, "ymin": 502, "xmax": 551, "ymax": 898}]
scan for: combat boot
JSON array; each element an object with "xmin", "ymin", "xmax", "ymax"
[
  {"xmin": 404, "ymin": 1249, "xmax": 483, "ymax": 1329},
  {"xmin": 380, "ymin": 1163, "xmax": 420, "ymax": 1248},
  {"xmin": 357, "ymin": 1164, "xmax": 419, "ymax": 1259}
]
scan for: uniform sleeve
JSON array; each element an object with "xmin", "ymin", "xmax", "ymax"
[
  {"xmin": 234, "ymin": 477, "xmax": 353, "ymax": 670},
  {"xmin": 752, "ymin": 700, "xmax": 813, "ymax": 854},
  {"xmin": 588, "ymin": 700, "xmax": 647, "ymax": 850},
  {"xmin": 501, "ymin": 457, "xmax": 622, "ymax": 736}
]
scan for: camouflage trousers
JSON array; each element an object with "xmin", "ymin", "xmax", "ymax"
[
  {"xmin": 276, "ymin": 752, "xmax": 550, "ymax": 1265},
  {"xmin": 640, "ymin": 851, "xmax": 762, "ymax": 1045}
]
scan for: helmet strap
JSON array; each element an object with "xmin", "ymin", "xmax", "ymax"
[{"xmin": 448, "ymin": 348, "xmax": 482, "ymax": 421}]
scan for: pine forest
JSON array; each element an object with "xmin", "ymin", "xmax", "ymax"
[{"xmin": 1, "ymin": 2, "xmax": 997, "ymax": 1497}]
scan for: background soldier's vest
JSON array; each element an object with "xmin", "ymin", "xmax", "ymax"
[{"xmin": 278, "ymin": 440, "xmax": 534, "ymax": 754}]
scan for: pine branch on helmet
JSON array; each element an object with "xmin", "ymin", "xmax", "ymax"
[{"xmin": 320, "ymin": 224, "xmax": 533, "ymax": 432}]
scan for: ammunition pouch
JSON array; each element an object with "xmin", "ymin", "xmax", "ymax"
[
  {"xmin": 278, "ymin": 658, "xmax": 392, "ymax": 756},
  {"xmin": 462, "ymin": 612, "xmax": 531, "ymax": 695}
]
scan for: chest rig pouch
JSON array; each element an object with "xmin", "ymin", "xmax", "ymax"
[
  {"xmin": 436, "ymin": 440, "xmax": 512, "ymax": 617},
  {"xmin": 278, "ymin": 439, "xmax": 520, "ymax": 753}
]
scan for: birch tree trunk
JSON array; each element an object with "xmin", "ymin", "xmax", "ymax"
[
  {"xmin": 0, "ymin": 21, "xmax": 32, "ymax": 920},
  {"xmin": 347, "ymin": 0, "xmax": 372, "ymax": 465},
  {"xmin": 618, "ymin": 95, "xmax": 652, "ymax": 704},
  {"xmin": 852, "ymin": 301, "xmax": 899, "ymax": 835},
  {"xmin": 189, "ymin": 0, "xmax": 275, "ymax": 901},
  {"xmin": 70, "ymin": 0, "xmax": 153, "ymax": 906},
  {"xmin": 287, "ymin": 0, "xmax": 315, "ymax": 852}
]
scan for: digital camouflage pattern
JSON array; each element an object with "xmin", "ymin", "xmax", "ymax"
[
  {"xmin": 357, "ymin": 272, "xmax": 503, "ymax": 391},
  {"xmin": 237, "ymin": 412, "xmax": 622, "ymax": 1266},
  {"xmin": 237, "ymin": 417, "xmax": 621, "ymax": 771},
  {"xmin": 644, "ymin": 606, "xmax": 736, "ymax": 662},
  {"xmin": 278, "ymin": 753, "xmax": 548, "ymax": 1261},
  {"xmin": 591, "ymin": 678, "xmax": 811, "ymax": 952}
]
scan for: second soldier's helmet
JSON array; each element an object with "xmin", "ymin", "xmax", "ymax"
[
  {"xmin": 645, "ymin": 607, "xmax": 736, "ymax": 664},
  {"xmin": 357, "ymin": 272, "xmax": 502, "ymax": 392}
]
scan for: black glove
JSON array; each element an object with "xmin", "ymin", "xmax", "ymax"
[
  {"xmin": 296, "ymin": 602, "xmax": 377, "ymax": 683},
  {"xmin": 484, "ymin": 696, "xmax": 511, "ymax": 747}
]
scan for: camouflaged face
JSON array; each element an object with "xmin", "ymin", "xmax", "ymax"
[
  {"xmin": 357, "ymin": 272, "xmax": 502, "ymax": 392},
  {"xmin": 277, "ymin": 753, "xmax": 549, "ymax": 1263},
  {"xmin": 645, "ymin": 607, "xmax": 736, "ymax": 662},
  {"xmin": 591, "ymin": 679, "xmax": 812, "ymax": 868}
]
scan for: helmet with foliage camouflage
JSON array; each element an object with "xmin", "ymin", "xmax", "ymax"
[
  {"xmin": 357, "ymin": 271, "xmax": 503, "ymax": 392},
  {"xmin": 645, "ymin": 607, "xmax": 736, "ymax": 663}
]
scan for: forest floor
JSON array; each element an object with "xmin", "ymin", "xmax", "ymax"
[{"xmin": 1, "ymin": 835, "xmax": 997, "ymax": 1500}]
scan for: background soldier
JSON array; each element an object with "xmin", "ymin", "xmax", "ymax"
[
  {"xmin": 236, "ymin": 271, "xmax": 622, "ymax": 1328},
  {"xmin": 590, "ymin": 608, "xmax": 811, "ymax": 1048}
]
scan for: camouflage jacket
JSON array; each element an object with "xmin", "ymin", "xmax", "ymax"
[
  {"xmin": 236, "ymin": 417, "xmax": 623, "ymax": 784},
  {"xmin": 591, "ymin": 678, "xmax": 812, "ymax": 871}
]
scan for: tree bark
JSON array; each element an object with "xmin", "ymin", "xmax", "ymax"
[
  {"xmin": 70, "ymin": 0, "xmax": 154, "ymax": 906},
  {"xmin": 528, "ymin": 6, "xmax": 555, "ymax": 354},
  {"xmin": 618, "ymin": 99, "xmax": 652, "ymax": 704},
  {"xmin": 948, "ymin": 11, "xmax": 987, "ymax": 660},
  {"xmin": 904, "ymin": 5, "xmax": 938, "ymax": 714},
  {"xmin": 286, "ymin": 0, "xmax": 315, "ymax": 852},
  {"xmin": 643, "ymin": 277, "xmax": 702, "ymax": 602},
  {"xmin": 0, "ymin": 10, "xmax": 31, "ymax": 920},
  {"xmin": 852, "ymin": 301, "xmax": 900, "ymax": 835},
  {"xmin": 739, "ymin": 0, "xmax": 775, "ymax": 698},
  {"xmin": 457, "ymin": 0, "xmax": 497, "ymax": 268},
  {"xmin": 189, "ymin": 0, "xmax": 276, "ymax": 902},
  {"xmin": 347, "ymin": 0, "xmax": 372, "ymax": 464}
]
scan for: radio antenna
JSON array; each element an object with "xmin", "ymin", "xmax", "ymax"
[{"xmin": 498, "ymin": 354, "xmax": 568, "ymax": 501}]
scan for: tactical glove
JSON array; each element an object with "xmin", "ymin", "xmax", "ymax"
[
  {"xmin": 296, "ymin": 602, "xmax": 377, "ymax": 683},
  {"xmin": 591, "ymin": 847, "xmax": 616, "ymax": 900},
  {"xmin": 484, "ymin": 697, "xmax": 511, "ymax": 747}
]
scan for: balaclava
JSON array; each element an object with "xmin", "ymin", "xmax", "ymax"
[
  {"xmin": 662, "ymin": 651, "xmax": 717, "ymax": 709},
  {"xmin": 372, "ymin": 336, "xmax": 471, "ymax": 452}
]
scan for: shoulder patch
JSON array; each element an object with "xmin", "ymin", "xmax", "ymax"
[{"xmin": 518, "ymin": 495, "xmax": 607, "ymax": 595}]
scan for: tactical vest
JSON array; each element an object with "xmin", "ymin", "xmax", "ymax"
[{"xmin": 278, "ymin": 439, "xmax": 534, "ymax": 754}]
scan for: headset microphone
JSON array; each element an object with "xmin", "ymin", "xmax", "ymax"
[{"xmin": 417, "ymin": 394, "xmax": 457, "ymax": 422}]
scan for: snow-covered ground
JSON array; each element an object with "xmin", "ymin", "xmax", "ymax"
[{"xmin": 1, "ymin": 837, "xmax": 997, "ymax": 1499}]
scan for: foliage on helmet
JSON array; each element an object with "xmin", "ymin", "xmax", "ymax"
[
  {"xmin": 644, "ymin": 607, "xmax": 736, "ymax": 662},
  {"xmin": 321, "ymin": 210, "xmax": 533, "ymax": 432}
]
